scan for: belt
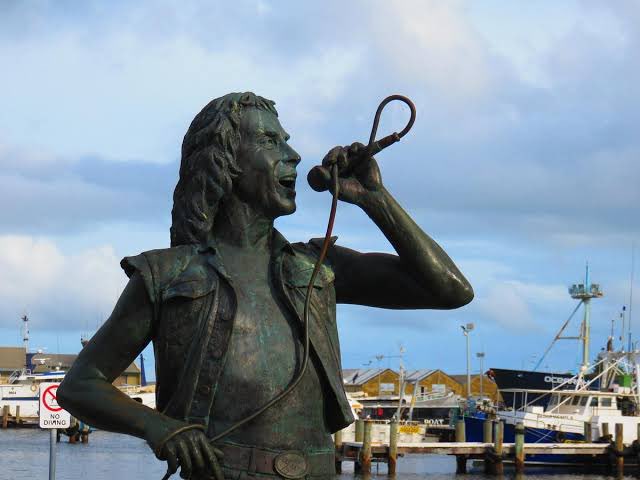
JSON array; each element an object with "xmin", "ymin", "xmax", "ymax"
[{"xmin": 216, "ymin": 442, "xmax": 335, "ymax": 479}]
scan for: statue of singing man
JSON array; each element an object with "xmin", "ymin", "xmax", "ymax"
[{"xmin": 58, "ymin": 92, "xmax": 473, "ymax": 480}]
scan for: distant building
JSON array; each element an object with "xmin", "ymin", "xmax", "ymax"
[
  {"xmin": 342, "ymin": 368, "xmax": 400, "ymax": 397},
  {"xmin": 0, "ymin": 346, "xmax": 141, "ymax": 386},
  {"xmin": 404, "ymin": 369, "xmax": 463, "ymax": 396},
  {"xmin": 450, "ymin": 374, "xmax": 501, "ymax": 402},
  {"xmin": 0, "ymin": 347, "xmax": 27, "ymax": 382},
  {"xmin": 341, "ymin": 368, "xmax": 500, "ymax": 403}
]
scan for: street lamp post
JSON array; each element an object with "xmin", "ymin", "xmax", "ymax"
[
  {"xmin": 476, "ymin": 352, "xmax": 485, "ymax": 399},
  {"xmin": 461, "ymin": 323, "xmax": 475, "ymax": 399}
]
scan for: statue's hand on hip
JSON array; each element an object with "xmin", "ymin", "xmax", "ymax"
[{"xmin": 148, "ymin": 421, "xmax": 224, "ymax": 480}]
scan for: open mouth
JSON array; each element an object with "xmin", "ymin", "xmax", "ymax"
[{"xmin": 278, "ymin": 176, "xmax": 297, "ymax": 190}]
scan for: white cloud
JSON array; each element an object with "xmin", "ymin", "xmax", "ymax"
[
  {"xmin": 0, "ymin": 236, "xmax": 126, "ymax": 330},
  {"xmin": 0, "ymin": 21, "xmax": 362, "ymax": 164},
  {"xmin": 367, "ymin": 0, "xmax": 497, "ymax": 104}
]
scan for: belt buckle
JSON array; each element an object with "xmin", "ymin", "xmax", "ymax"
[{"xmin": 274, "ymin": 451, "xmax": 308, "ymax": 479}]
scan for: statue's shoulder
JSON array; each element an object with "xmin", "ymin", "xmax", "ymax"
[
  {"xmin": 286, "ymin": 236, "xmax": 338, "ymax": 287},
  {"xmin": 120, "ymin": 245, "xmax": 219, "ymax": 303}
]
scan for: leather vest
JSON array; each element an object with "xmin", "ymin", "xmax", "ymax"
[{"xmin": 120, "ymin": 230, "xmax": 354, "ymax": 433}]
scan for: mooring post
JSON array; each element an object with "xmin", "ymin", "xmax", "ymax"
[
  {"xmin": 2, "ymin": 405, "xmax": 8, "ymax": 429},
  {"xmin": 360, "ymin": 420, "xmax": 373, "ymax": 474},
  {"xmin": 389, "ymin": 419, "xmax": 399, "ymax": 475},
  {"xmin": 455, "ymin": 418, "xmax": 467, "ymax": 474},
  {"xmin": 355, "ymin": 419, "xmax": 364, "ymax": 442},
  {"xmin": 334, "ymin": 429, "xmax": 343, "ymax": 473},
  {"xmin": 483, "ymin": 418, "xmax": 493, "ymax": 474},
  {"xmin": 15, "ymin": 405, "xmax": 20, "ymax": 425},
  {"xmin": 514, "ymin": 422, "xmax": 525, "ymax": 473},
  {"xmin": 483, "ymin": 419, "xmax": 493, "ymax": 443},
  {"xmin": 602, "ymin": 422, "xmax": 610, "ymax": 440},
  {"xmin": 637, "ymin": 423, "xmax": 640, "ymax": 476},
  {"xmin": 615, "ymin": 423, "xmax": 624, "ymax": 476},
  {"xmin": 584, "ymin": 421, "xmax": 592, "ymax": 442},
  {"xmin": 494, "ymin": 420, "xmax": 504, "ymax": 475}
]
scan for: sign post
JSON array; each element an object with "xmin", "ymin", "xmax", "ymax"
[{"xmin": 39, "ymin": 382, "xmax": 71, "ymax": 480}]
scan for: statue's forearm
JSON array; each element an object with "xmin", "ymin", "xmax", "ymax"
[
  {"xmin": 58, "ymin": 371, "xmax": 181, "ymax": 447},
  {"xmin": 361, "ymin": 186, "xmax": 473, "ymax": 306}
]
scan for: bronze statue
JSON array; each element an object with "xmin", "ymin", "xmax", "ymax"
[{"xmin": 58, "ymin": 92, "xmax": 473, "ymax": 480}]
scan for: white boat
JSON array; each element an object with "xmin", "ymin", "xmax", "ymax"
[
  {"xmin": 0, "ymin": 369, "xmax": 66, "ymax": 422},
  {"xmin": 466, "ymin": 350, "xmax": 640, "ymax": 448}
]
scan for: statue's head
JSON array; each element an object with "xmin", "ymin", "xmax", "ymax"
[{"xmin": 170, "ymin": 92, "xmax": 301, "ymax": 246}]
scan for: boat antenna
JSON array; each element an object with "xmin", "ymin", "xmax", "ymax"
[
  {"xmin": 570, "ymin": 263, "xmax": 603, "ymax": 371},
  {"xmin": 630, "ymin": 241, "xmax": 635, "ymax": 350},
  {"xmin": 534, "ymin": 265, "xmax": 603, "ymax": 372},
  {"xmin": 21, "ymin": 314, "xmax": 29, "ymax": 369}
]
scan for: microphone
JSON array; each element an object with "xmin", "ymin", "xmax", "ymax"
[{"xmin": 307, "ymin": 94, "xmax": 416, "ymax": 193}]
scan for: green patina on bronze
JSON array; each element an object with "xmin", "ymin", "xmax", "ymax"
[{"xmin": 58, "ymin": 92, "xmax": 474, "ymax": 480}]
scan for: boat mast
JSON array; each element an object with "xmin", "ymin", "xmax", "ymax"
[
  {"xmin": 21, "ymin": 314, "xmax": 29, "ymax": 369},
  {"xmin": 569, "ymin": 264, "xmax": 603, "ymax": 372}
]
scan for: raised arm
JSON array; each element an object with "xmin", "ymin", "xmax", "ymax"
[
  {"xmin": 311, "ymin": 143, "xmax": 473, "ymax": 310},
  {"xmin": 57, "ymin": 273, "xmax": 222, "ymax": 479}
]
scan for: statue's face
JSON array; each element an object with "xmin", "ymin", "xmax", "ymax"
[{"xmin": 234, "ymin": 108, "xmax": 301, "ymax": 218}]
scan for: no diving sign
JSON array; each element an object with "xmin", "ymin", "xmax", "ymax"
[{"xmin": 39, "ymin": 383, "xmax": 71, "ymax": 429}]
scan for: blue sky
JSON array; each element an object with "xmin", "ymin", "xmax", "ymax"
[{"xmin": 0, "ymin": 1, "xmax": 638, "ymax": 379}]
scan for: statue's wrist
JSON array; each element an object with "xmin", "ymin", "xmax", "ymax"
[
  {"xmin": 358, "ymin": 186, "xmax": 388, "ymax": 213},
  {"xmin": 144, "ymin": 418, "xmax": 188, "ymax": 455}
]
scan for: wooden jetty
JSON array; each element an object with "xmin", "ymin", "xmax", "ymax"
[
  {"xmin": 335, "ymin": 418, "xmax": 640, "ymax": 475},
  {"xmin": 1, "ymin": 405, "xmax": 31, "ymax": 428}
]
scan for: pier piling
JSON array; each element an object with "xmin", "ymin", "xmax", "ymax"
[
  {"xmin": 389, "ymin": 419, "xmax": 399, "ymax": 475},
  {"xmin": 483, "ymin": 419, "xmax": 493, "ymax": 443},
  {"xmin": 615, "ymin": 423, "xmax": 624, "ymax": 476},
  {"xmin": 355, "ymin": 419, "xmax": 364, "ymax": 442},
  {"xmin": 493, "ymin": 420, "xmax": 504, "ymax": 475},
  {"xmin": 360, "ymin": 420, "xmax": 373, "ymax": 473},
  {"xmin": 15, "ymin": 406, "xmax": 20, "ymax": 425},
  {"xmin": 584, "ymin": 421, "xmax": 592, "ymax": 442},
  {"xmin": 602, "ymin": 422, "xmax": 610, "ymax": 440},
  {"xmin": 514, "ymin": 422, "xmax": 525, "ymax": 473},
  {"xmin": 334, "ymin": 429, "xmax": 343, "ymax": 473},
  {"xmin": 2, "ymin": 405, "xmax": 8, "ymax": 429},
  {"xmin": 455, "ymin": 419, "xmax": 467, "ymax": 474}
]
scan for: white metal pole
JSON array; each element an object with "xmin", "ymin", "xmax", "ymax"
[
  {"xmin": 480, "ymin": 356, "xmax": 484, "ymax": 398},
  {"xmin": 466, "ymin": 333, "xmax": 471, "ymax": 398},
  {"xmin": 49, "ymin": 428, "xmax": 57, "ymax": 480}
]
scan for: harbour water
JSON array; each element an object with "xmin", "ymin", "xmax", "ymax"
[{"xmin": 0, "ymin": 429, "xmax": 633, "ymax": 479}]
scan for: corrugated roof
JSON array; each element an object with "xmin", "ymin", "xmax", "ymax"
[
  {"xmin": 404, "ymin": 369, "xmax": 436, "ymax": 382},
  {"xmin": 342, "ymin": 368, "xmax": 396, "ymax": 386},
  {"xmin": 0, "ymin": 347, "xmax": 26, "ymax": 371},
  {"xmin": 31, "ymin": 353, "xmax": 140, "ymax": 375},
  {"xmin": 450, "ymin": 374, "xmax": 491, "ymax": 385}
]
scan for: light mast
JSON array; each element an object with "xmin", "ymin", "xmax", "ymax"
[
  {"xmin": 21, "ymin": 314, "xmax": 29, "ymax": 368},
  {"xmin": 569, "ymin": 264, "xmax": 603, "ymax": 371}
]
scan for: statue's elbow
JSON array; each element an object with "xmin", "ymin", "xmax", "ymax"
[
  {"xmin": 56, "ymin": 377, "xmax": 74, "ymax": 411},
  {"xmin": 442, "ymin": 282, "xmax": 474, "ymax": 309},
  {"xmin": 458, "ymin": 283, "xmax": 474, "ymax": 307}
]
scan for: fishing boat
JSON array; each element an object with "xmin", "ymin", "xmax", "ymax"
[
  {"xmin": 464, "ymin": 268, "xmax": 640, "ymax": 466},
  {"xmin": 487, "ymin": 265, "xmax": 604, "ymax": 409}
]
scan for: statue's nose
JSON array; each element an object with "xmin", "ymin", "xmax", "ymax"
[{"xmin": 286, "ymin": 144, "xmax": 301, "ymax": 166}]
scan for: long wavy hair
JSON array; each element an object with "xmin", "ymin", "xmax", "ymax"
[{"xmin": 170, "ymin": 92, "xmax": 278, "ymax": 247}]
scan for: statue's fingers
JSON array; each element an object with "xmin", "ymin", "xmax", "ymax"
[
  {"xmin": 164, "ymin": 444, "xmax": 179, "ymax": 475},
  {"xmin": 348, "ymin": 142, "xmax": 365, "ymax": 157},
  {"xmin": 211, "ymin": 446, "xmax": 224, "ymax": 461},
  {"xmin": 187, "ymin": 434, "xmax": 206, "ymax": 473},
  {"xmin": 322, "ymin": 146, "xmax": 342, "ymax": 167},
  {"xmin": 176, "ymin": 440, "xmax": 193, "ymax": 479},
  {"xmin": 336, "ymin": 148, "xmax": 348, "ymax": 171},
  {"xmin": 200, "ymin": 438, "xmax": 224, "ymax": 480}
]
